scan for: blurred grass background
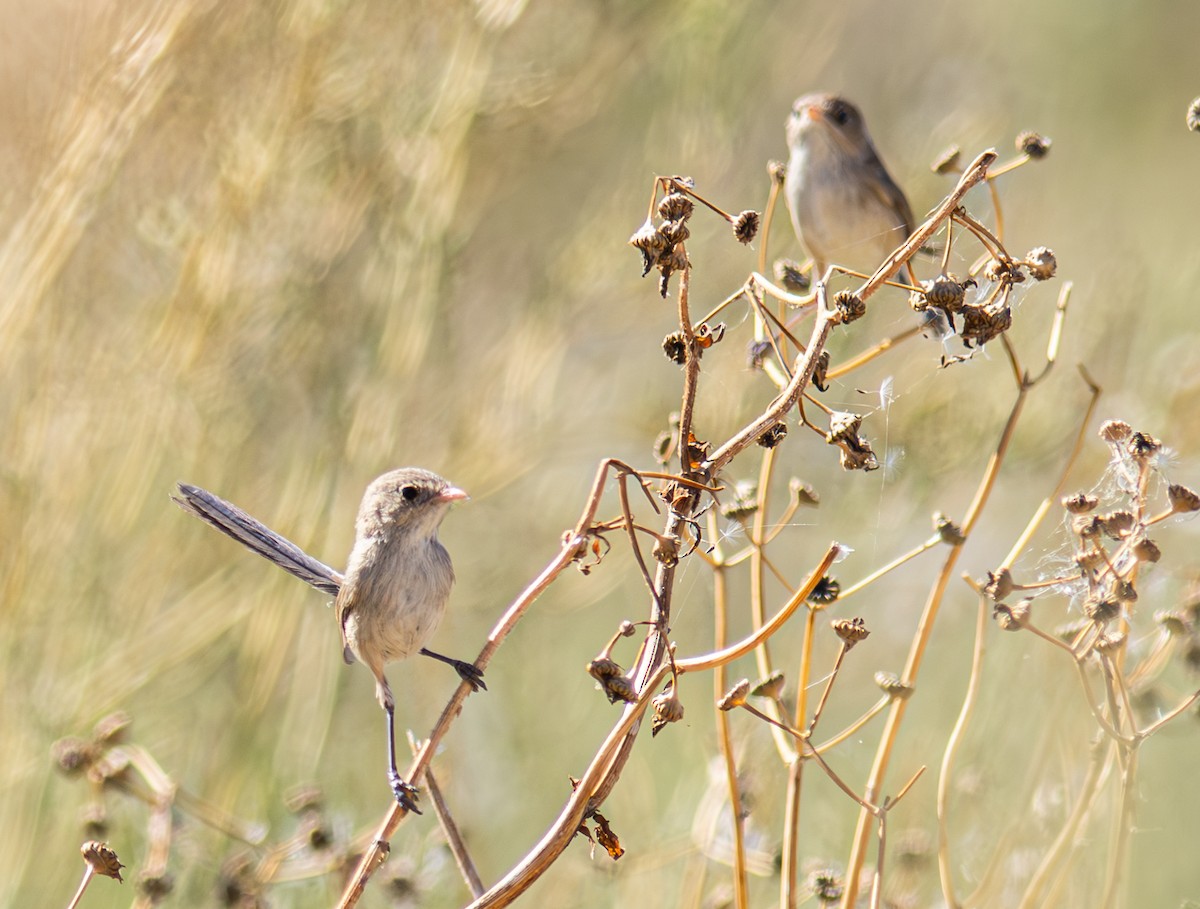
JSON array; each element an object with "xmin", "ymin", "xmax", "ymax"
[{"xmin": 2, "ymin": 0, "xmax": 1199, "ymax": 906}]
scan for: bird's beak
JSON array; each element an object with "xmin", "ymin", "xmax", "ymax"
[{"xmin": 438, "ymin": 486, "xmax": 469, "ymax": 504}]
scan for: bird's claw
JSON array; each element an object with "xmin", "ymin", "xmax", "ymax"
[
  {"xmin": 452, "ymin": 660, "xmax": 487, "ymax": 692},
  {"xmin": 388, "ymin": 772, "xmax": 422, "ymax": 814}
]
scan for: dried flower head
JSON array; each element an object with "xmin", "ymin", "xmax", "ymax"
[
  {"xmin": 833, "ymin": 290, "xmax": 866, "ymax": 323},
  {"xmin": 628, "ymin": 220, "xmax": 668, "ymax": 276},
  {"xmin": 751, "ymin": 671, "xmax": 786, "ymax": 700},
  {"xmin": 662, "ymin": 331, "xmax": 687, "ymax": 365},
  {"xmin": 82, "ymin": 841, "xmax": 125, "ymax": 883},
  {"xmin": 914, "ymin": 275, "xmax": 969, "ymax": 313},
  {"xmin": 1099, "ymin": 420, "xmax": 1133, "ymax": 443},
  {"xmin": 1128, "ymin": 431, "xmax": 1162, "ymax": 461},
  {"xmin": 1024, "ymin": 247, "xmax": 1057, "ymax": 280},
  {"xmin": 808, "ymin": 575, "xmax": 841, "ymax": 605},
  {"xmin": 601, "ymin": 675, "xmax": 639, "ymax": 705},
  {"xmin": 733, "ymin": 210, "xmax": 760, "ymax": 244},
  {"xmin": 807, "ymin": 867, "xmax": 845, "ymax": 904},
  {"xmin": 984, "ymin": 567, "xmax": 1014, "ymax": 602},
  {"xmin": 1094, "ymin": 630, "xmax": 1127, "ymax": 653},
  {"xmin": 874, "ymin": 671, "xmax": 914, "ymax": 699},
  {"xmin": 1132, "ymin": 536, "xmax": 1161, "ymax": 563},
  {"xmin": 959, "ymin": 302, "xmax": 1012, "ymax": 348},
  {"xmin": 1072, "ymin": 514, "xmax": 1102, "ymax": 540},
  {"xmin": 1017, "ymin": 131, "xmax": 1051, "ymax": 158},
  {"xmin": 935, "ymin": 513, "xmax": 966, "ymax": 546},
  {"xmin": 721, "ymin": 480, "xmax": 759, "ymax": 522},
  {"xmin": 653, "ymin": 535, "xmax": 680, "ymax": 567},
  {"xmin": 768, "ymin": 159, "xmax": 787, "ymax": 184},
  {"xmin": 1169, "ymin": 484, "xmax": 1200, "ymax": 514},
  {"xmin": 1188, "ymin": 97, "xmax": 1200, "ymax": 132},
  {"xmin": 757, "ymin": 421, "xmax": 789, "ymax": 449},
  {"xmin": 1098, "ymin": 510, "xmax": 1136, "ymax": 540},
  {"xmin": 657, "ymin": 192, "xmax": 694, "ymax": 222},
  {"xmin": 993, "ymin": 599, "xmax": 1031, "ymax": 631},
  {"xmin": 651, "ymin": 687, "xmax": 685, "ymax": 736},
  {"xmin": 832, "ymin": 616, "xmax": 869, "ymax": 648},
  {"xmin": 774, "ymin": 258, "xmax": 810, "ymax": 293},
  {"xmin": 718, "ymin": 679, "xmax": 751, "ymax": 710},
  {"xmin": 931, "ymin": 145, "xmax": 962, "ymax": 174},
  {"xmin": 1155, "ymin": 610, "xmax": 1192, "ymax": 637},
  {"xmin": 587, "ymin": 657, "xmax": 623, "ymax": 681},
  {"xmin": 812, "ymin": 350, "xmax": 831, "ymax": 392},
  {"xmin": 1062, "ymin": 492, "xmax": 1099, "ymax": 514},
  {"xmin": 1084, "ymin": 597, "xmax": 1122, "ymax": 625}
]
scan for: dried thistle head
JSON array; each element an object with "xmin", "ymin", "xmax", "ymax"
[
  {"xmin": 874, "ymin": 671, "xmax": 914, "ymax": 699},
  {"xmin": 808, "ymin": 575, "xmax": 841, "ymax": 605},
  {"xmin": 1169, "ymin": 484, "xmax": 1200, "ymax": 514},
  {"xmin": 751, "ymin": 671, "xmax": 786, "ymax": 700},
  {"xmin": 993, "ymin": 599, "xmax": 1030, "ymax": 631},
  {"xmin": 833, "ymin": 290, "xmax": 866, "ymax": 323},
  {"xmin": 790, "ymin": 478, "xmax": 820, "ymax": 507},
  {"xmin": 774, "ymin": 258, "xmax": 810, "ymax": 293},
  {"xmin": 1016, "ymin": 130, "xmax": 1051, "ymax": 159},
  {"xmin": 1062, "ymin": 492, "xmax": 1099, "ymax": 514},
  {"xmin": 1024, "ymin": 247, "xmax": 1057, "ymax": 280},
  {"xmin": 657, "ymin": 192, "xmax": 694, "ymax": 222},
  {"xmin": 756, "ymin": 421, "xmax": 788, "ymax": 449},
  {"xmin": 82, "ymin": 841, "xmax": 125, "ymax": 883},
  {"xmin": 1099, "ymin": 420, "xmax": 1133, "ymax": 444},
  {"xmin": 935, "ymin": 513, "xmax": 966, "ymax": 545},
  {"xmin": 832, "ymin": 616, "xmax": 869, "ymax": 648},
  {"xmin": 1187, "ymin": 97, "xmax": 1200, "ymax": 132},
  {"xmin": 718, "ymin": 679, "xmax": 751, "ymax": 710},
  {"xmin": 984, "ymin": 567, "xmax": 1014, "ymax": 602},
  {"xmin": 732, "ymin": 210, "xmax": 760, "ymax": 244},
  {"xmin": 651, "ymin": 686, "xmax": 685, "ymax": 736}
]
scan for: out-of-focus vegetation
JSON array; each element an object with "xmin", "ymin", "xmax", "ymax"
[{"xmin": 3, "ymin": 1, "xmax": 1200, "ymax": 906}]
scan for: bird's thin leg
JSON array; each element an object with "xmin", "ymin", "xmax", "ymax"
[
  {"xmin": 418, "ymin": 647, "xmax": 487, "ymax": 692},
  {"xmin": 381, "ymin": 682, "xmax": 421, "ymax": 814}
]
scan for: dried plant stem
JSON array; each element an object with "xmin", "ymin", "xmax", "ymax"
[
  {"xmin": 841, "ymin": 371, "xmax": 1026, "ymax": 908},
  {"xmin": 708, "ymin": 536, "xmax": 750, "ymax": 909},
  {"xmin": 408, "ymin": 735, "xmax": 485, "ymax": 898},
  {"xmin": 936, "ymin": 586, "xmax": 989, "ymax": 909},
  {"xmin": 1014, "ymin": 740, "xmax": 1110, "ymax": 909},
  {"xmin": 1100, "ymin": 747, "xmax": 1139, "ymax": 909},
  {"xmin": 837, "ymin": 534, "xmax": 942, "ymax": 601},
  {"xmin": 65, "ymin": 867, "xmax": 95, "ymax": 909}
]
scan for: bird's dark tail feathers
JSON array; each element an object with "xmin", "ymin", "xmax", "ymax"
[{"xmin": 173, "ymin": 483, "xmax": 342, "ymax": 597}]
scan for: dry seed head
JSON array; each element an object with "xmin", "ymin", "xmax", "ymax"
[
  {"xmin": 651, "ymin": 687, "xmax": 685, "ymax": 736},
  {"xmin": 1187, "ymin": 97, "xmax": 1200, "ymax": 132},
  {"xmin": 832, "ymin": 616, "xmax": 869, "ymax": 648},
  {"xmin": 587, "ymin": 657, "xmax": 623, "ymax": 681},
  {"xmin": 52, "ymin": 737, "xmax": 94, "ymax": 775},
  {"xmin": 1099, "ymin": 420, "xmax": 1133, "ymax": 443},
  {"xmin": 1017, "ymin": 130, "xmax": 1051, "ymax": 158},
  {"xmin": 602, "ymin": 675, "xmax": 639, "ymax": 704},
  {"xmin": 657, "ymin": 192, "xmax": 694, "ymax": 222},
  {"xmin": 874, "ymin": 671, "xmax": 914, "ymax": 699},
  {"xmin": 809, "ymin": 575, "xmax": 841, "ymax": 605},
  {"xmin": 1169, "ymin": 483, "xmax": 1200, "ymax": 514},
  {"xmin": 1063, "ymin": 492, "xmax": 1099, "ymax": 514},
  {"xmin": 82, "ymin": 841, "xmax": 125, "ymax": 883},
  {"xmin": 1155, "ymin": 610, "xmax": 1192, "ymax": 637},
  {"xmin": 1025, "ymin": 247, "xmax": 1057, "ymax": 280},
  {"xmin": 756, "ymin": 421, "xmax": 788, "ymax": 449},
  {"xmin": 653, "ymin": 535, "xmax": 680, "ymax": 567},
  {"xmin": 807, "ymin": 868, "xmax": 845, "ymax": 904},
  {"xmin": 827, "ymin": 411, "xmax": 863, "ymax": 445},
  {"xmin": 931, "ymin": 145, "xmax": 962, "ymax": 174},
  {"xmin": 812, "ymin": 350, "xmax": 831, "ymax": 392},
  {"xmin": 1072, "ymin": 514, "xmax": 1102, "ymax": 540},
  {"xmin": 1111, "ymin": 578, "xmax": 1138, "ymax": 604},
  {"xmin": 833, "ymin": 290, "xmax": 866, "ymax": 323},
  {"xmin": 721, "ymin": 480, "xmax": 759, "ymax": 522},
  {"xmin": 659, "ymin": 219, "xmax": 689, "ymax": 247},
  {"xmin": 733, "ymin": 210, "xmax": 760, "ymax": 244},
  {"xmin": 751, "ymin": 671, "xmax": 786, "ymax": 700},
  {"xmin": 1128, "ymin": 431, "xmax": 1162, "ymax": 461},
  {"xmin": 916, "ymin": 275, "xmax": 968, "ymax": 312},
  {"xmin": 769, "ymin": 158, "xmax": 787, "ymax": 183},
  {"xmin": 1084, "ymin": 596, "xmax": 1122, "ymax": 624},
  {"xmin": 1098, "ymin": 510, "xmax": 1136, "ymax": 540},
  {"xmin": 137, "ymin": 871, "xmax": 174, "ymax": 900},
  {"xmin": 959, "ymin": 303, "xmax": 1012, "ymax": 348},
  {"xmin": 984, "ymin": 567, "xmax": 1014, "ymax": 602},
  {"xmin": 934, "ymin": 513, "xmax": 966, "ymax": 545},
  {"xmin": 628, "ymin": 220, "xmax": 667, "ymax": 276},
  {"xmin": 1132, "ymin": 536, "xmax": 1161, "ymax": 563},
  {"xmin": 1074, "ymin": 547, "xmax": 1105, "ymax": 571},
  {"xmin": 662, "ymin": 331, "xmax": 687, "ymax": 365},
  {"xmin": 719, "ymin": 679, "xmax": 751, "ymax": 710},
  {"xmin": 774, "ymin": 258, "xmax": 810, "ymax": 292},
  {"xmin": 993, "ymin": 600, "xmax": 1030, "ymax": 631}
]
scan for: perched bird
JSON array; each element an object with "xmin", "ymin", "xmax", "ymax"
[
  {"xmin": 174, "ymin": 468, "xmax": 481, "ymax": 813},
  {"xmin": 785, "ymin": 93, "xmax": 915, "ymax": 284}
]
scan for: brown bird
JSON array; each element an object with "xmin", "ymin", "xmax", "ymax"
[
  {"xmin": 174, "ymin": 468, "xmax": 481, "ymax": 813},
  {"xmin": 785, "ymin": 93, "xmax": 915, "ymax": 284}
]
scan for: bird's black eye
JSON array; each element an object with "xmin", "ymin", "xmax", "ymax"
[
  {"xmin": 400, "ymin": 485, "xmax": 421, "ymax": 502},
  {"xmin": 828, "ymin": 101, "xmax": 850, "ymax": 126}
]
